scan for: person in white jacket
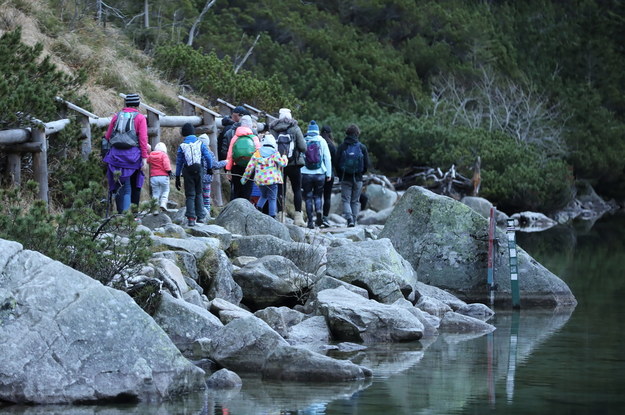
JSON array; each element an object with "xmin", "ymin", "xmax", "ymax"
[{"xmin": 300, "ymin": 120, "xmax": 332, "ymax": 229}]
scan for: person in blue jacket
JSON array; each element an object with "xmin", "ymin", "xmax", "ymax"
[{"xmin": 175, "ymin": 123, "xmax": 213, "ymax": 226}]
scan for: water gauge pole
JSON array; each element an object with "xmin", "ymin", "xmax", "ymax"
[
  {"xmin": 487, "ymin": 207, "xmax": 496, "ymax": 305},
  {"xmin": 507, "ymin": 218, "xmax": 520, "ymax": 308}
]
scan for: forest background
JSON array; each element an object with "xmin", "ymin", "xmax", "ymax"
[{"xmin": 1, "ymin": 0, "xmax": 625, "ymax": 215}]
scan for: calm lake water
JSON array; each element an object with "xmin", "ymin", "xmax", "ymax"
[{"xmin": 4, "ymin": 214, "xmax": 625, "ymax": 415}]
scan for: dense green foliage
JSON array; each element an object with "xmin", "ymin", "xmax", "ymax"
[
  {"xmin": 0, "ymin": 181, "xmax": 153, "ymax": 286},
  {"xmin": 3, "ymin": 0, "xmax": 625, "ymax": 212}
]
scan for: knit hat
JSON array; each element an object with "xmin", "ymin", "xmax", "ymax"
[
  {"xmin": 261, "ymin": 133, "xmax": 277, "ymax": 150},
  {"xmin": 321, "ymin": 125, "xmax": 332, "ymax": 134},
  {"xmin": 181, "ymin": 123, "xmax": 195, "ymax": 137},
  {"xmin": 154, "ymin": 142, "xmax": 167, "ymax": 153},
  {"xmin": 240, "ymin": 115, "xmax": 253, "ymax": 128},
  {"xmin": 279, "ymin": 108, "xmax": 292, "ymax": 119},
  {"xmin": 307, "ymin": 120, "xmax": 320, "ymax": 135},
  {"xmin": 233, "ymin": 106, "xmax": 250, "ymax": 116},
  {"xmin": 125, "ymin": 93, "xmax": 140, "ymax": 107}
]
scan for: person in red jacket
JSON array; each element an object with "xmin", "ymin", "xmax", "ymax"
[
  {"xmin": 103, "ymin": 93, "xmax": 149, "ymax": 213},
  {"xmin": 147, "ymin": 142, "xmax": 172, "ymax": 211}
]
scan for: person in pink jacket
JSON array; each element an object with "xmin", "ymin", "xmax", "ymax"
[
  {"xmin": 225, "ymin": 115, "xmax": 261, "ymax": 200},
  {"xmin": 147, "ymin": 142, "xmax": 172, "ymax": 211},
  {"xmin": 240, "ymin": 134, "xmax": 287, "ymax": 219},
  {"xmin": 103, "ymin": 93, "xmax": 150, "ymax": 213}
]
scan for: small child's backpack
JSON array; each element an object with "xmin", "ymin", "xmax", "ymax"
[
  {"xmin": 232, "ymin": 134, "xmax": 256, "ymax": 166},
  {"xmin": 340, "ymin": 142, "xmax": 364, "ymax": 175},
  {"xmin": 304, "ymin": 139, "xmax": 322, "ymax": 170},
  {"xmin": 276, "ymin": 132, "xmax": 296, "ymax": 163},
  {"xmin": 109, "ymin": 111, "xmax": 139, "ymax": 149}
]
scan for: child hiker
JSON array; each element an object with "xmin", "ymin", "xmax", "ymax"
[
  {"xmin": 175, "ymin": 123, "xmax": 213, "ymax": 227},
  {"xmin": 240, "ymin": 133, "xmax": 287, "ymax": 219},
  {"xmin": 147, "ymin": 142, "xmax": 172, "ymax": 212},
  {"xmin": 198, "ymin": 133, "xmax": 227, "ymax": 219}
]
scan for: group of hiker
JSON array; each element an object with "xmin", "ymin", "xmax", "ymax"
[{"xmin": 102, "ymin": 94, "xmax": 369, "ymax": 228}]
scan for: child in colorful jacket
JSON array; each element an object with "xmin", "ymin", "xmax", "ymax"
[{"xmin": 240, "ymin": 134, "xmax": 288, "ymax": 219}]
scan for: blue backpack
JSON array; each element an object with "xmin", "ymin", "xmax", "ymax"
[
  {"xmin": 340, "ymin": 142, "xmax": 363, "ymax": 175},
  {"xmin": 304, "ymin": 139, "xmax": 322, "ymax": 169}
]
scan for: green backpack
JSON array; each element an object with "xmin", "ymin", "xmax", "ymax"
[{"xmin": 232, "ymin": 134, "xmax": 256, "ymax": 166}]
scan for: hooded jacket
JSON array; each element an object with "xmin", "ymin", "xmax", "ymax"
[
  {"xmin": 225, "ymin": 126, "xmax": 261, "ymax": 170},
  {"xmin": 241, "ymin": 135, "xmax": 288, "ymax": 186},
  {"xmin": 336, "ymin": 134, "xmax": 369, "ymax": 182},
  {"xmin": 268, "ymin": 118, "xmax": 306, "ymax": 166}
]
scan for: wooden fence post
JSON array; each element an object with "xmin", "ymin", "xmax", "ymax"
[
  {"xmin": 7, "ymin": 153, "xmax": 21, "ymax": 187},
  {"xmin": 31, "ymin": 128, "xmax": 48, "ymax": 203}
]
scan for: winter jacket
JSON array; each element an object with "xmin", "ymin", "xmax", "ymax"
[
  {"xmin": 335, "ymin": 134, "xmax": 369, "ymax": 182},
  {"xmin": 268, "ymin": 118, "xmax": 306, "ymax": 166},
  {"xmin": 218, "ymin": 117, "xmax": 237, "ymax": 160},
  {"xmin": 104, "ymin": 107, "xmax": 149, "ymax": 159},
  {"xmin": 225, "ymin": 126, "xmax": 261, "ymax": 170},
  {"xmin": 175, "ymin": 135, "xmax": 213, "ymax": 177},
  {"xmin": 300, "ymin": 133, "xmax": 333, "ymax": 179},
  {"xmin": 147, "ymin": 150, "xmax": 171, "ymax": 177},
  {"xmin": 241, "ymin": 148, "xmax": 288, "ymax": 186}
]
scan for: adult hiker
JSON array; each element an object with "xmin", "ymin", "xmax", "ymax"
[
  {"xmin": 336, "ymin": 124, "xmax": 369, "ymax": 227},
  {"xmin": 301, "ymin": 120, "xmax": 332, "ymax": 229},
  {"xmin": 240, "ymin": 133, "xmax": 288, "ymax": 219},
  {"xmin": 320, "ymin": 124, "xmax": 337, "ymax": 227},
  {"xmin": 147, "ymin": 141, "xmax": 172, "ymax": 212},
  {"xmin": 269, "ymin": 107, "xmax": 307, "ymax": 227},
  {"xmin": 225, "ymin": 115, "xmax": 261, "ymax": 200},
  {"xmin": 102, "ymin": 93, "xmax": 149, "ymax": 214},
  {"xmin": 175, "ymin": 123, "xmax": 214, "ymax": 227},
  {"xmin": 219, "ymin": 105, "xmax": 250, "ymax": 161}
]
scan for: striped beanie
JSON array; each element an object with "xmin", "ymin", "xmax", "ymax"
[
  {"xmin": 307, "ymin": 120, "xmax": 320, "ymax": 135},
  {"xmin": 125, "ymin": 93, "xmax": 140, "ymax": 107}
]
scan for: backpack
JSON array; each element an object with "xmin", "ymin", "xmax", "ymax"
[
  {"xmin": 181, "ymin": 140, "xmax": 203, "ymax": 167},
  {"xmin": 340, "ymin": 142, "xmax": 364, "ymax": 175},
  {"xmin": 304, "ymin": 139, "xmax": 322, "ymax": 170},
  {"xmin": 232, "ymin": 134, "xmax": 256, "ymax": 166},
  {"xmin": 109, "ymin": 111, "xmax": 139, "ymax": 149},
  {"xmin": 276, "ymin": 132, "xmax": 296, "ymax": 163}
]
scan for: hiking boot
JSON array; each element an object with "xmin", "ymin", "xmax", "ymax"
[
  {"xmin": 315, "ymin": 212, "xmax": 323, "ymax": 227},
  {"xmin": 196, "ymin": 217, "xmax": 205, "ymax": 224},
  {"xmin": 347, "ymin": 219, "xmax": 355, "ymax": 227},
  {"xmin": 321, "ymin": 216, "xmax": 331, "ymax": 228},
  {"xmin": 307, "ymin": 220, "xmax": 315, "ymax": 229},
  {"xmin": 294, "ymin": 211, "xmax": 306, "ymax": 227},
  {"xmin": 187, "ymin": 218, "xmax": 196, "ymax": 227}
]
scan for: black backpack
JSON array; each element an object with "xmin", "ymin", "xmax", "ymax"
[
  {"xmin": 276, "ymin": 132, "xmax": 296, "ymax": 163},
  {"xmin": 340, "ymin": 142, "xmax": 364, "ymax": 175},
  {"xmin": 109, "ymin": 111, "xmax": 139, "ymax": 149}
]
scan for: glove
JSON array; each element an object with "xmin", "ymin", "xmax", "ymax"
[
  {"xmin": 167, "ymin": 171, "xmax": 173, "ymax": 178},
  {"xmin": 175, "ymin": 176, "xmax": 181, "ymax": 191},
  {"xmin": 240, "ymin": 178, "xmax": 246, "ymax": 185}
]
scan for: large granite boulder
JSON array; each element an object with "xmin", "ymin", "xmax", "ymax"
[
  {"xmin": 379, "ymin": 186, "xmax": 577, "ymax": 307},
  {"xmin": 326, "ymin": 238, "xmax": 417, "ymax": 303},
  {"xmin": 152, "ymin": 291, "xmax": 223, "ymax": 354},
  {"xmin": 233, "ymin": 255, "xmax": 318, "ymax": 309},
  {"xmin": 261, "ymin": 345, "xmax": 372, "ymax": 381},
  {"xmin": 216, "ymin": 198, "xmax": 292, "ymax": 241},
  {"xmin": 232, "ymin": 234, "xmax": 327, "ymax": 276},
  {"xmin": 316, "ymin": 287, "xmax": 424, "ymax": 343},
  {"xmin": 0, "ymin": 239, "xmax": 205, "ymax": 404}
]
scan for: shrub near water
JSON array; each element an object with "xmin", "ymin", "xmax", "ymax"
[{"xmin": 0, "ymin": 181, "xmax": 152, "ymax": 286}]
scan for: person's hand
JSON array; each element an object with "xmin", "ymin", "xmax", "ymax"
[
  {"xmin": 240, "ymin": 178, "xmax": 246, "ymax": 185},
  {"xmin": 175, "ymin": 176, "xmax": 181, "ymax": 191},
  {"xmin": 141, "ymin": 158, "xmax": 148, "ymax": 175},
  {"xmin": 326, "ymin": 176, "xmax": 332, "ymax": 182},
  {"xmin": 168, "ymin": 171, "xmax": 173, "ymax": 178}
]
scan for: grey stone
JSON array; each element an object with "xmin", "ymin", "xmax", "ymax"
[
  {"xmin": 316, "ymin": 287, "xmax": 424, "ymax": 343},
  {"xmin": 216, "ymin": 198, "xmax": 292, "ymax": 241},
  {"xmin": 0, "ymin": 240, "xmax": 205, "ymax": 404},
  {"xmin": 326, "ymin": 238, "xmax": 417, "ymax": 303},
  {"xmin": 379, "ymin": 186, "xmax": 577, "ymax": 307}
]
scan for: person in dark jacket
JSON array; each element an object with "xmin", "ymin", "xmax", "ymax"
[
  {"xmin": 320, "ymin": 124, "xmax": 337, "ymax": 227},
  {"xmin": 335, "ymin": 124, "xmax": 369, "ymax": 227},
  {"xmin": 268, "ymin": 108, "xmax": 307, "ymax": 227},
  {"xmin": 219, "ymin": 106, "xmax": 249, "ymax": 162}
]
